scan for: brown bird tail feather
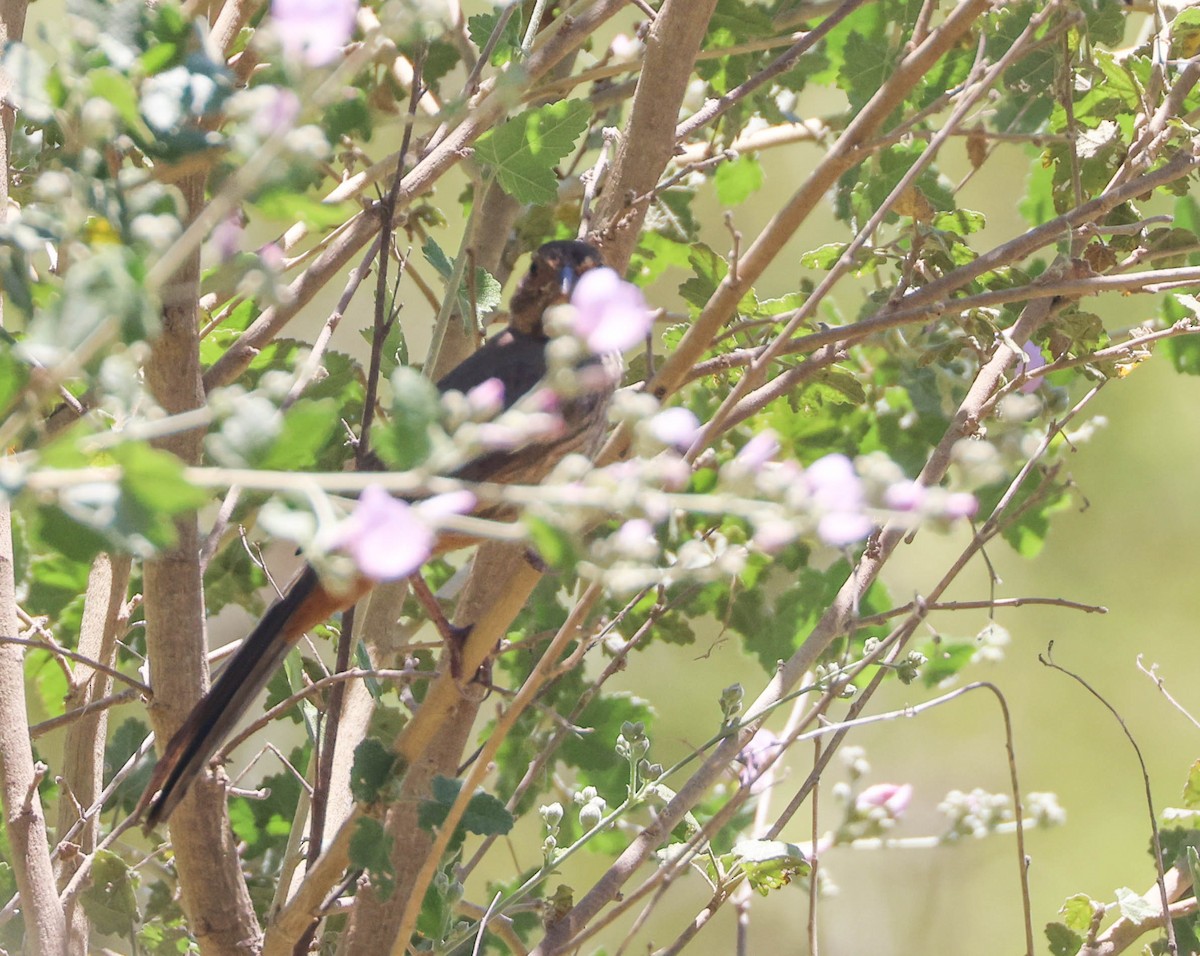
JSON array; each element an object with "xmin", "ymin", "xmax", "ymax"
[{"xmin": 139, "ymin": 567, "xmax": 329, "ymax": 829}]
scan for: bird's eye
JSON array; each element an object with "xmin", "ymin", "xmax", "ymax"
[{"xmin": 529, "ymin": 260, "xmax": 540, "ymax": 276}]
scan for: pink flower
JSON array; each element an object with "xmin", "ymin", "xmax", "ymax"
[
  {"xmin": 648, "ymin": 407, "xmax": 701, "ymax": 450},
  {"xmin": 613, "ymin": 518, "xmax": 657, "ymax": 559},
  {"xmin": 259, "ymin": 243, "xmax": 285, "ymax": 272},
  {"xmin": 752, "ymin": 522, "xmax": 796, "ymax": 554},
  {"xmin": 212, "ymin": 216, "xmax": 243, "ymax": 261},
  {"xmin": 944, "ymin": 492, "xmax": 978, "ymax": 519},
  {"xmin": 817, "ymin": 512, "xmax": 873, "ymax": 546},
  {"xmin": 329, "ymin": 486, "xmax": 473, "ymax": 580},
  {"xmin": 806, "ymin": 454, "xmax": 860, "ymax": 509},
  {"xmin": 1019, "ymin": 341, "xmax": 1046, "ymax": 394},
  {"xmin": 885, "ymin": 479, "xmax": 925, "ymax": 512},
  {"xmin": 806, "ymin": 454, "xmax": 872, "ymax": 546},
  {"xmin": 250, "ymin": 88, "xmax": 301, "ymax": 136},
  {"xmin": 466, "ymin": 378, "xmax": 505, "ymax": 417},
  {"xmin": 570, "ymin": 268, "xmax": 652, "ymax": 354},
  {"xmin": 735, "ymin": 431, "xmax": 780, "ymax": 471},
  {"xmin": 855, "ymin": 782, "xmax": 913, "ymax": 817},
  {"xmin": 272, "ymin": 0, "xmax": 358, "ymax": 67}
]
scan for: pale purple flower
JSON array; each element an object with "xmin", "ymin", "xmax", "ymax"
[
  {"xmin": 752, "ymin": 522, "xmax": 796, "ymax": 554},
  {"xmin": 817, "ymin": 512, "xmax": 873, "ymax": 547},
  {"xmin": 570, "ymin": 267, "xmax": 652, "ymax": 354},
  {"xmin": 648, "ymin": 407, "xmax": 701, "ymax": 450},
  {"xmin": 856, "ymin": 782, "xmax": 913, "ymax": 818},
  {"xmin": 1019, "ymin": 341, "xmax": 1046, "ymax": 394},
  {"xmin": 525, "ymin": 387, "xmax": 560, "ymax": 414},
  {"xmin": 885, "ymin": 479, "xmax": 926, "ymax": 512},
  {"xmin": 655, "ymin": 455, "xmax": 691, "ymax": 492},
  {"xmin": 612, "ymin": 518, "xmax": 657, "ymax": 559},
  {"xmin": 259, "ymin": 243, "xmax": 285, "ymax": 272},
  {"xmin": 806, "ymin": 454, "xmax": 872, "ymax": 546},
  {"xmin": 415, "ymin": 490, "xmax": 476, "ymax": 522},
  {"xmin": 466, "ymin": 377, "xmax": 505, "ymax": 417},
  {"xmin": 212, "ymin": 216, "xmax": 243, "ymax": 261},
  {"xmin": 272, "ymin": 0, "xmax": 358, "ymax": 67},
  {"xmin": 944, "ymin": 492, "xmax": 979, "ymax": 519},
  {"xmin": 250, "ymin": 88, "xmax": 301, "ymax": 136},
  {"xmin": 329, "ymin": 485, "xmax": 472, "ymax": 580},
  {"xmin": 735, "ymin": 430, "xmax": 780, "ymax": 471},
  {"xmin": 805, "ymin": 454, "xmax": 861, "ymax": 510}
]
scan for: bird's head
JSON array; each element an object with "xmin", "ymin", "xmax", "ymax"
[{"xmin": 509, "ymin": 239, "xmax": 605, "ymax": 336}]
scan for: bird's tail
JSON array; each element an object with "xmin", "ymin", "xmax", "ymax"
[{"xmin": 139, "ymin": 566, "xmax": 360, "ymax": 829}]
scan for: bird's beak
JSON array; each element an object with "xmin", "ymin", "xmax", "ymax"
[{"xmin": 560, "ymin": 265, "xmax": 579, "ymax": 299}]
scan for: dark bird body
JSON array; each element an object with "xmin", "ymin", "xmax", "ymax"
[{"xmin": 140, "ymin": 240, "xmax": 608, "ymax": 828}]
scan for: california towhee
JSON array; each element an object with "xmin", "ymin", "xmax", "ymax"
[{"xmin": 141, "ymin": 240, "xmax": 610, "ymax": 827}]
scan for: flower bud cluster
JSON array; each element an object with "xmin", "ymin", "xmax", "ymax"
[
  {"xmin": 540, "ymin": 802, "xmax": 564, "ymax": 862},
  {"xmin": 936, "ymin": 788, "xmax": 1013, "ymax": 840},
  {"xmin": 833, "ymin": 776, "xmax": 914, "ymax": 840},
  {"xmin": 573, "ymin": 786, "xmax": 608, "ymax": 831}
]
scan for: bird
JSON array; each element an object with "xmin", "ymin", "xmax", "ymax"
[{"xmin": 139, "ymin": 239, "xmax": 611, "ymax": 829}]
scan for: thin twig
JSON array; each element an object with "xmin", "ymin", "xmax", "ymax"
[{"xmin": 1041, "ymin": 645, "xmax": 1177, "ymax": 956}]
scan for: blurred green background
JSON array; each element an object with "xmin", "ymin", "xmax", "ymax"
[{"xmin": 584, "ymin": 131, "xmax": 1200, "ymax": 951}]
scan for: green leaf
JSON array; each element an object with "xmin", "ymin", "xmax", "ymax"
[
  {"xmin": 113, "ymin": 444, "xmax": 209, "ymax": 515},
  {"xmin": 0, "ymin": 345, "xmax": 30, "ymax": 416},
  {"xmin": 524, "ymin": 516, "xmax": 577, "ymax": 570},
  {"xmin": 803, "ymin": 368, "xmax": 867, "ymax": 407},
  {"xmin": 467, "ymin": 10, "xmax": 521, "ymax": 66},
  {"xmin": 26, "ymin": 548, "xmax": 93, "ymax": 615},
  {"xmin": 349, "ymin": 818, "xmax": 395, "ymax": 898},
  {"xmin": 90, "ymin": 67, "xmax": 154, "ymax": 139},
  {"xmin": 461, "ymin": 789, "xmax": 514, "ymax": 836},
  {"xmin": 714, "ymin": 154, "xmax": 764, "ymax": 205},
  {"xmin": 420, "ymin": 236, "xmax": 502, "ymax": 318},
  {"xmin": 1045, "ymin": 920, "xmax": 1083, "ymax": 956},
  {"xmin": 917, "ymin": 640, "xmax": 975, "ymax": 687},
  {"xmin": 1059, "ymin": 893, "xmax": 1098, "ymax": 932},
  {"xmin": 1161, "ymin": 299, "xmax": 1200, "ymax": 375},
  {"xmin": 34, "ymin": 506, "xmax": 114, "ymax": 566},
  {"xmin": 350, "ymin": 737, "xmax": 399, "ymax": 804},
  {"xmin": 559, "ymin": 692, "xmax": 654, "ymax": 798},
  {"xmin": 251, "ymin": 190, "xmax": 359, "ymax": 230},
  {"xmin": 800, "ymin": 243, "xmax": 847, "ymax": 271},
  {"xmin": 24, "ymin": 248, "xmax": 159, "ymax": 357},
  {"xmin": 679, "ymin": 243, "xmax": 731, "ymax": 311},
  {"xmin": 931, "ymin": 208, "xmax": 987, "ymax": 236},
  {"xmin": 1081, "ymin": 0, "xmax": 1127, "ymax": 47},
  {"xmin": 259, "ymin": 398, "xmax": 341, "ymax": 471},
  {"xmin": 1183, "ymin": 759, "xmax": 1200, "ymax": 809},
  {"xmin": 978, "ymin": 476, "xmax": 1073, "ymax": 558},
  {"xmin": 361, "ymin": 317, "xmax": 410, "ymax": 383},
  {"xmin": 109, "ymin": 443, "xmax": 209, "ymax": 551},
  {"xmin": 80, "ymin": 850, "xmax": 140, "ymax": 937},
  {"xmin": 229, "ymin": 749, "xmax": 306, "ymax": 858},
  {"xmin": 474, "ymin": 100, "xmax": 592, "ymax": 204},
  {"xmin": 1188, "ymin": 847, "xmax": 1200, "ymax": 898},
  {"xmin": 105, "ymin": 718, "xmax": 155, "ymax": 814},
  {"xmin": 1114, "ymin": 886, "xmax": 1158, "ymax": 923},
  {"xmin": 205, "ymin": 393, "xmax": 282, "ymax": 467},
  {"xmin": 418, "ymin": 775, "xmax": 514, "ymax": 838},
  {"xmin": 324, "ymin": 89, "xmax": 372, "ymax": 142},
  {"xmin": 371, "ymin": 366, "xmax": 441, "ymax": 470},
  {"xmin": 730, "ymin": 839, "xmax": 810, "ymax": 895}
]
